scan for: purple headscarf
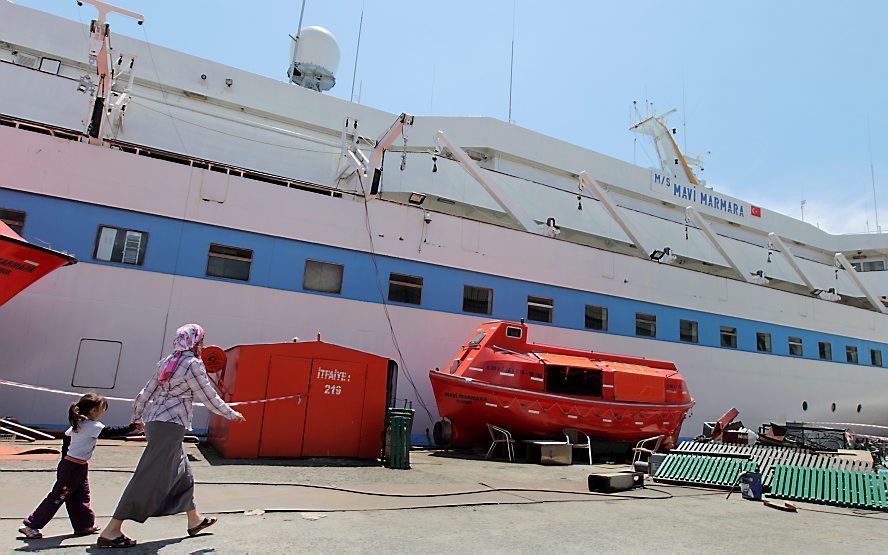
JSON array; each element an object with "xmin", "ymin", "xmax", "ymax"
[{"xmin": 157, "ymin": 324, "xmax": 205, "ymax": 384}]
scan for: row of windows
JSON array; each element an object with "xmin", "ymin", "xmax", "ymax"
[{"xmin": 7, "ymin": 209, "xmax": 887, "ymax": 366}]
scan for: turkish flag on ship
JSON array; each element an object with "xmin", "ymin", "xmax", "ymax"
[{"xmin": 750, "ymin": 205, "xmax": 762, "ymax": 217}]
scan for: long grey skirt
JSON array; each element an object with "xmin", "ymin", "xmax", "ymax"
[{"xmin": 113, "ymin": 421, "xmax": 195, "ymax": 522}]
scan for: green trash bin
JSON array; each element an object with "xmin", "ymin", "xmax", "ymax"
[{"xmin": 384, "ymin": 408, "xmax": 414, "ymax": 469}]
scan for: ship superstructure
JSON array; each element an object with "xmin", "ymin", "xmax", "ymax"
[{"xmin": 1, "ymin": 2, "xmax": 887, "ymax": 440}]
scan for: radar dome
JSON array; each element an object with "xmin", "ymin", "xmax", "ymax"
[{"xmin": 288, "ymin": 26, "xmax": 340, "ymax": 92}]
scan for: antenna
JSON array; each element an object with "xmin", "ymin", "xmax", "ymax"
[
  {"xmin": 868, "ymin": 117, "xmax": 881, "ymax": 232},
  {"xmin": 350, "ymin": 3, "xmax": 365, "ymax": 103},
  {"xmin": 682, "ymin": 75, "xmax": 687, "ymax": 154},
  {"xmin": 508, "ymin": 0, "xmax": 516, "ymax": 123},
  {"xmin": 292, "ymin": 0, "xmax": 307, "ymax": 65}
]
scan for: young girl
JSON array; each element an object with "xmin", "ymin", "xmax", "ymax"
[{"xmin": 18, "ymin": 393, "xmax": 139, "ymax": 539}]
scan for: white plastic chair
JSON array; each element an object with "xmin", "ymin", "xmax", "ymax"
[
  {"xmin": 485, "ymin": 424, "xmax": 515, "ymax": 462},
  {"xmin": 563, "ymin": 428, "xmax": 593, "ymax": 464}
]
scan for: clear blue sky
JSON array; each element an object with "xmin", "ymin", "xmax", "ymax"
[{"xmin": 16, "ymin": 0, "xmax": 888, "ymax": 234}]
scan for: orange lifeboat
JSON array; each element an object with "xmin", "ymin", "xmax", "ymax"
[
  {"xmin": 430, "ymin": 320, "xmax": 694, "ymax": 448},
  {"xmin": 0, "ymin": 221, "xmax": 76, "ymax": 307}
]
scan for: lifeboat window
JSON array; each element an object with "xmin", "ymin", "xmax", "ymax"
[
  {"xmin": 462, "ymin": 285, "xmax": 493, "ymax": 314},
  {"xmin": 505, "ymin": 326, "xmax": 523, "ymax": 339},
  {"xmin": 679, "ymin": 319, "xmax": 698, "ymax": 343},
  {"xmin": 467, "ymin": 331, "xmax": 487, "ymax": 347},
  {"xmin": 545, "ymin": 365, "xmax": 602, "ymax": 397},
  {"xmin": 720, "ymin": 326, "xmax": 738, "ymax": 349},
  {"xmin": 788, "ymin": 337, "xmax": 803, "ymax": 357},
  {"xmin": 757, "ymin": 332, "xmax": 773, "ymax": 353},
  {"xmin": 207, "ymin": 243, "xmax": 252, "ymax": 281},
  {"xmin": 303, "ymin": 259, "xmax": 343, "ymax": 294},
  {"xmin": 0, "ymin": 208, "xmax": 26, "ymax": 235},
  {"xmin": 846, "ymin": 345, "xmax": 858, "ymax": 363},
  {"xmin": 818, "ymin": 341, "xmax": 832, "ymax": 360},
  {"xmin": 585, "ymin": 305, "xmax": 608, "ymax": 331},
  {"xmin": 94, "ymin": 225, "xmax": 149, "ymax": 266},
  {"xmin": 388, "ymin": 273, "xmax": 423, "ymax": 305},
  {"xmin": 635, "ymin": 313, "xmax": 656, "ymax": 338},
  {"xmin": 527, "ymin": 296, "xmax": 554, "ymax": 323},
  {"xmin": 871, "ymin": 349, "xmax": 882, "ymax": 367}
]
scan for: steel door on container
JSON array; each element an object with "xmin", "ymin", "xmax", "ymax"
[
  {"xmin": 258, "ymin": 356, "xmax": 310, "ymax": 457},
  {"xmin": 302, "ymin": 358, "xmax": 368, "ymax": 457}
]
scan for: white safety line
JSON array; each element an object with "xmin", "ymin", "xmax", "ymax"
[{"xmin": 0, "ymin": 379, "xmax": 301, "ymax": 407}]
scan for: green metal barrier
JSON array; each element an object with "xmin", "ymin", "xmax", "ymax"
[
  {"xmin": 769, "ymin": 464, "xmax": 888, "ymax": 511},
  {"xmin": 653, "ymin": 454, "xmax": 758, "ymax": 488},
  {"xmin": 384, "ymin": 408, "xmax": 414, "ymax": 470}
]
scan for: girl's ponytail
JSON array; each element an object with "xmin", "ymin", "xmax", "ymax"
[
  {"xmin": 68, "ymin": 402, "xmax": 87, "ymax": 432},
  {"xmin": 68, "ymin": 393, "xmax": 108, "ymax": 432}
]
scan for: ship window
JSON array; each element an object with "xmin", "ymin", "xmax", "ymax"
[
  {"xmin": 0, "ymin": 208, "xmax": 26, "ymax": 235},
  {"xmin": 527, "ymin": 296, "xmax": 554, "ymax": 323},
  {"xmin": 720, "ymin": 326, "xmax": 737, "ymax": 349},
  {"xmin": 635, "ymin": 313, "xmax": 656, "ymax": 337},
  {"xmin": 757, "ymin": 332, "xmax": 772, "ymax": 353},
  {"xmin": 302, "ymin": 260, "xmax": 343, "ymax": 294},
  {"xmin": 585, "ymin": 305, "xmax": 608, "ymax": 331},
  {"xmin": 545, "ymin": 365, "xmax": 602, "ymax": 397},
  {"xmin": 846, "ymin": 345, "xmax": 858, "ymax": 363},
  {"xmin": 863, "ymin": 260, "xmax": 885, "ymax": 272},
  {"xmin": 206, "ymin": 243, "xmax": 252, "ymax": 281},
  {"xmin": 871, "ymin": 349, "xmax": 882, "ymax": 367},
  {"xmin": 788, "ymin": 337, "xmax": 803, "ymax": 357},
  {"xmin": 388, "ymin": 273, "xmax": 423, "ymax": 304},
  {"xmin": 505, "ymin": 326, "xmax": 523, "ymax": 339},
  {"xmin": 463, "ymin": 285, "xmax": 493, "ymax": 314},
  {"xmin": 94, "ymin": 225, "xmax": 148, "ymax": 266},
  {"xmin": 679, "ymin": 320, "xmax": 698, "ymax": 343},
  {"xmin": 818, "ymin": 341, "xmax": 832, "ymax": 361},
  {"xmin": 39, "ymin": 57, "xmax": 61, "ymax": 74}
]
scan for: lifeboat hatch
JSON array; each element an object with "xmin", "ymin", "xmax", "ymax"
[{"xmin": 545, "ymin": 365, "xmax": 602, "ymax": 397}]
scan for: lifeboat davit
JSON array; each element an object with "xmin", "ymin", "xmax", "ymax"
[
  {"xmin": 430, "ymin": 320, "xmax": 694, "ymax": 448},
  {"xmin": 0, "ymin": 221, "xmax": 76, "ymax": 307}
]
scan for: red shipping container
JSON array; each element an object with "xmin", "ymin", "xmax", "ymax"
[{"xmin": 208, "ymin": 338, "xmax": 397, "ymax": 459}]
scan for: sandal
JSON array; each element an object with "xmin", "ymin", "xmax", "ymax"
[
  {"xmin": 96, "ymin": 535, "xmax": 137, "ymax": 548},
  {"xmin": 74, "ymin": 526, "xmax": 100, "ymax": 536},
  {"xmin": 18, "ymin": 525, "xmax": 42, "ymax": 539},
  {"xmin": 187, "ymin": 517, "xmax": 217, "ymax": 536}
]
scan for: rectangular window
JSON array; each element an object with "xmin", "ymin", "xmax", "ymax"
[
  {"xmin": 871, "ymin": 349, "xmax": 883, "ymax": 367},
  {"xmin": 818, "ymin": 341, "xmax": 832, "ymax": 361},
  {"xmin": 462, "ymin": 285, "xmax": 493, "ymax": 314},
  {"xmin": 863, "ymin": 260, "xmax": 886, "ymax": 272},
  {"xmin": 0, "ymin": 208, "xmax": 26, "ymax": 235},
  {"xmin": 585, "ymin": 305, "xmax": 608, "ymax": 331},
  {"xmin": 788, "ymin": 337, "xmax": 803, "ymax": 357},
  {"xmin": 94, "ymin": 225, "xmax": 148, "ymax": 265},
  {"xmin": 846, "ymin": 345, "xmax": 858, "ymax": 363},
  {"xmin": 206, "ymin": 243, "xmax": 252, "ymax": 281},
  {"xmin": 635, "ymin": 313, "xmax": 656, "ymax": 338},
  {"xmin": 388, "ymin": 273, "xmax": 423, "ymax": 305},
  {"xmin": 527, "ymin": 296, "xmax": 554, "ymax": 323},
  {"xmin": 302, "ymin": 260, "xmax": 343, "ymax": 294},
  {"xmin": 756, "ymin": 332, "xmax": 772, "ymax": 353},
  {"xmin": 720, "ymin": 326, "xmax": 738, "ymax": 349},
  {"xmin": 679, "ymin": 320, "xmax": 698, "ymax": 343}
]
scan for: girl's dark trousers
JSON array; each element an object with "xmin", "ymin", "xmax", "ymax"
[{"xmin": 24, "ymin": 457, "xmax": 94, "ymax": 531}]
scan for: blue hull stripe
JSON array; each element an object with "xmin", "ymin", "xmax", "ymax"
[{"xmin": 1, "ymin": 187, "xmax": 886, "ymax": 367}]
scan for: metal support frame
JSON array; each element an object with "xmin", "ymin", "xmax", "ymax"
[
  {"xmin": 767, "ymin": 233, "xmax": 817, "ymax": 291},
  {"xmin": 685, "ymin": 206, "xmax": 752, "ymax": 282},
  {"xmin": 436, "ymin": 130, "xmax": 554, "ymax": 236},
  {"xmin": 368, "ymin": 113, "xmax": 414, "ymax": 196},
  {"xmin": 579, "ymin": 171, "xmax": 651, "ymax": 256},
  {"xmin": 834, "ymin": 253, "xmax": 888, "ymax": 313},
  {"xmin": 0, "ymin": 418, "xmax": 55, "ymax": 440}
]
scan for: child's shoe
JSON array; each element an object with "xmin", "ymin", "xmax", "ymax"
[{"xmin": 18, "ymin": 525, "xmax": 42, "ymax": 539}]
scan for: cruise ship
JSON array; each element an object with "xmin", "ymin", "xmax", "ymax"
[{"xmin": 2, "ymin": 1, "xmax": 887, "ymax": 442}]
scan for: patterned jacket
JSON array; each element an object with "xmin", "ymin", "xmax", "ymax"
[{"xmin": 133, "ymin": 352, "xmax": 237, "ymax": 429}]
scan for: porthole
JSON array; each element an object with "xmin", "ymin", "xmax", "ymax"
[
  {"xmin": 857, "ymin": 404, "xmax": 862, "ymax": 413},
  {"xmin": 802, "ymin": 401, "xmax": 808, "ymax": 411},
  {"xmin": 830, "ymin": 402, "xmax": 836, "ymax": 412}
]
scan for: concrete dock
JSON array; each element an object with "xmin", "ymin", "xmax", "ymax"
[{"xmin": 1, "ymin": 439, "xmax": 887, "ymax": 553}]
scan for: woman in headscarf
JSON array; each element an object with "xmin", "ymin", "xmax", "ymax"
[{"xmin": 97, "ymin": 324, "xmax": 245, "ymax": 548}]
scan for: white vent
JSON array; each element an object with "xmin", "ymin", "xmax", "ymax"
[{"xmin": 13, "ymin": 51, "xmax": 40, "ymax": 69}]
